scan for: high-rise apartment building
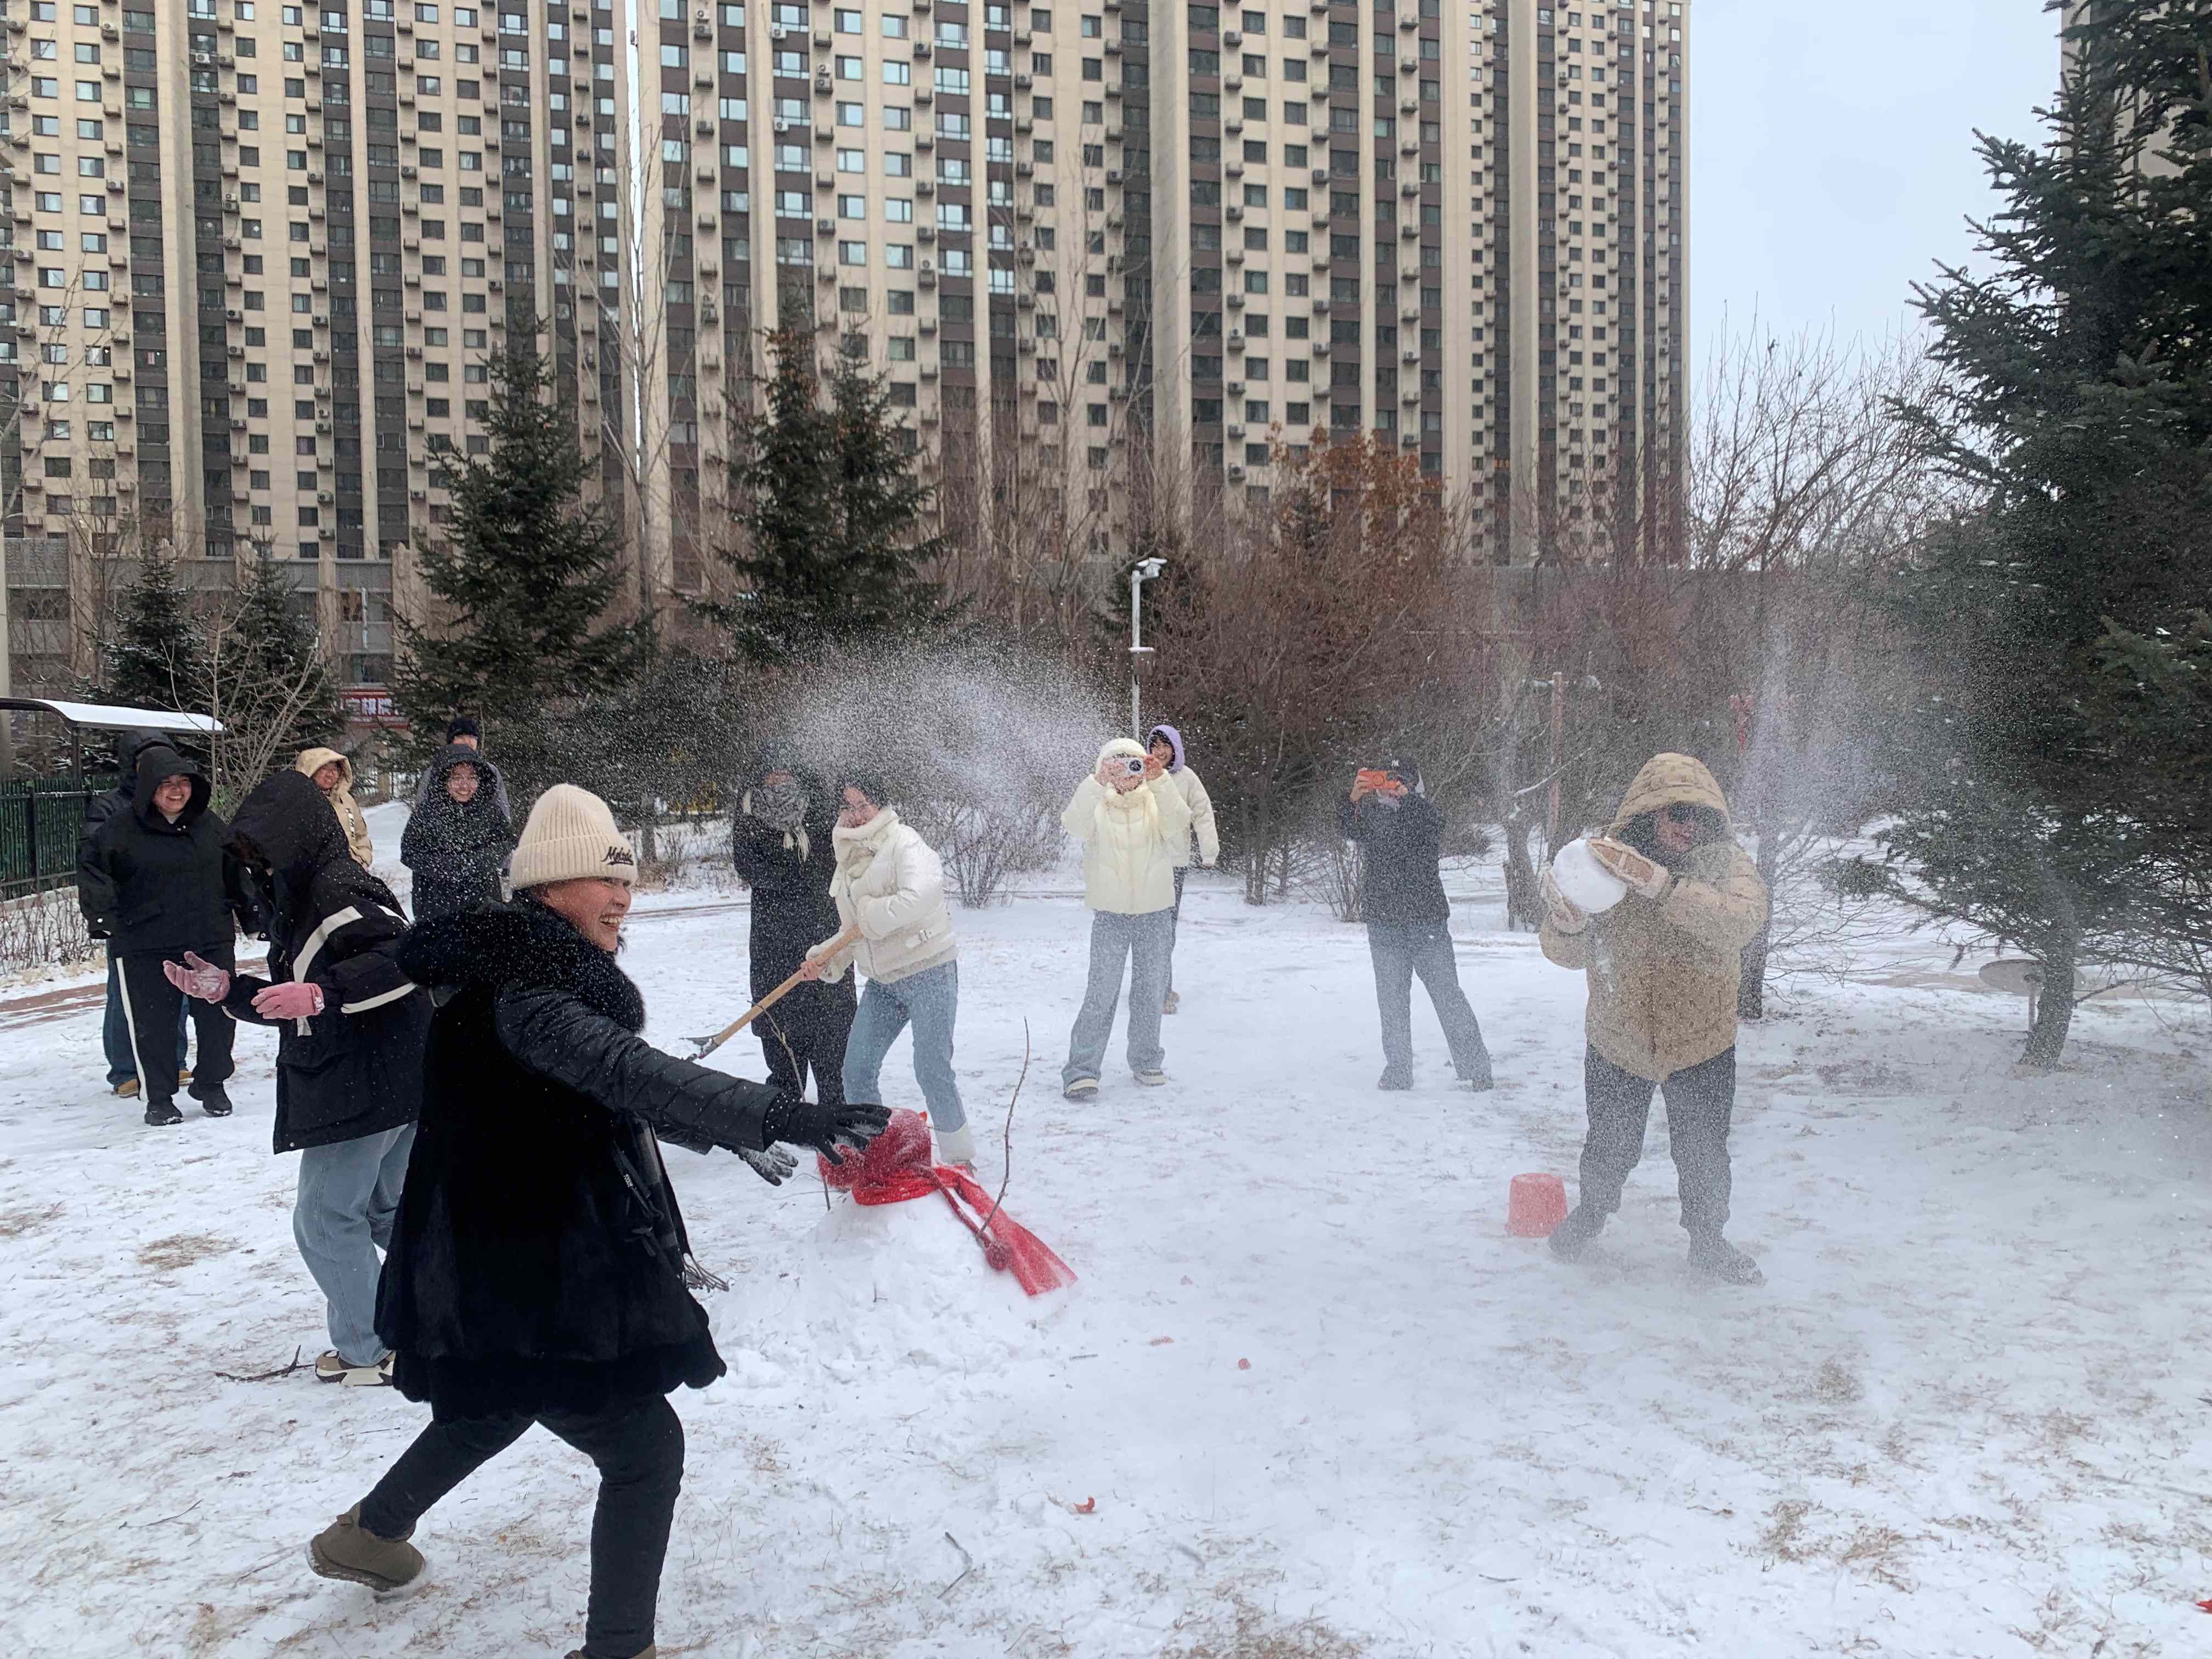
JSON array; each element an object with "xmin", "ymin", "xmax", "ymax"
[
  {"xmin": 637, "ymin": 0, "xmax": 1685, "ymax": 584},
  {"xmin": 1, "ymin": 0, "xmax": 1687, "ymax": 712},
  {"xmin": 0, "ymin": 0, "xmax": 634, "ymax": 700}
]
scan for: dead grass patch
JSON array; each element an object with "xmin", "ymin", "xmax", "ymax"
[{"xmin": 136, "ymin": 1233, "xmax": 237, "ymax": 1273}]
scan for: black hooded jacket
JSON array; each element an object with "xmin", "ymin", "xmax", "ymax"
[
  {"xmin": 221, "ymin": 770, "xmax": 430, "ymax": 1154},
  {"xmin": 730, "ymin": 770, "xmax": 842, "ymax": 981},
  {"xmin": 77, "ymin": 728, "xmax": 171, "ymax": 857},
  {"xmin": 377, "ymin": 898, "xmax": 785, "ymax": 1421},
  {"xmin": 76, "ymin": 743, "xmax": 244, "ymax": 955},
  {"xmin": 400, "ymin": 744, "xmax": 516, "ymax": 920},
  {"xmin": 1339, "ymin": 774, "xmax": 1452, "ymax": 930}
]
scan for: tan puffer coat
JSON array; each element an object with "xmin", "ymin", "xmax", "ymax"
[
  {"xmin": 1539, "ymin": 754, "xmax": 1767, "ymax": 1082},
  {"xmin": 295, "ymin": 747, "xmax": 375, "ymax": 870}
]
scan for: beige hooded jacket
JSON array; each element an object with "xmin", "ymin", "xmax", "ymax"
[
  {"xmin": 1539, "ymin": 754, "xmax": 1767, "ymax": 1082},
  {"xmin": 294, "ymin": 747, "xmax": 375, "ymax": 870}
]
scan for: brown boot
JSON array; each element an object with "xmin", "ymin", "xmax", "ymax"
[{"xmin": 307, "ymin": 1504, "xmax": 424, "ymax": 1592}]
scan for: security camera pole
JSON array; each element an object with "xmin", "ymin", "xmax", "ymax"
[{"xmin": 1129, "ymin": 556, "xmax": 1165, "ymax": 741}]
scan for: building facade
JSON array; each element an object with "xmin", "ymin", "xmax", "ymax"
[
  {"xmin": 2, "ymin": 0, "xmax": 1687, "ymax": 711},
  {"xmin": 0, "ymin": 0, "xmax": 634, "ymax": 702}
]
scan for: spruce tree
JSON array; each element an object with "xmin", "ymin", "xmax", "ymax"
[
  {"xmin": 221, "ymin": 555, "xmax": 345, "ymax": 757},
  {"xmin": 1844, "ymin": 2, "xmax": 2212, "ymax": 1064},
  {"xmin": 703, "ymin": 318, "xmax": 949, "ymax": 664},
  {"xmin": 392, "ymin": 339, "xmax": 654, "ymax": 771},
  {"xmin": 105, "ymin": 552, "xmax": 209, "ymax": 713}
]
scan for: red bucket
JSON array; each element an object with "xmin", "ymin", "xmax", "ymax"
[{"xmin": 1506, "ymin": 1172, "xmax": 1568, "ymax": 1238}]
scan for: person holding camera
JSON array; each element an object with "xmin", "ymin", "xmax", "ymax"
[
  {"xmin": 1539, "ymin": 753, "xmax": 1768, "ymax": 1286},
  {"xmin": 1340, "ymin": 756, "xmax": 1494, "ymax": 1093},
  {"xmin": 1059, "ymin": 737, "xmax": 1194, "ymax": 1099}
]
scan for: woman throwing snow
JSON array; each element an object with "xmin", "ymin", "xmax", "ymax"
[
  {"xmin": 1539, "ymin": 754, "xmax": 1768, "ymax": 1286},
  {"xmin": 1059, "ymin": 737, "xmax": 1193, "ymax": 1100},
  {"xmin": 799, "ymin": 776, "xmax": 972, "ymax": 1166}
]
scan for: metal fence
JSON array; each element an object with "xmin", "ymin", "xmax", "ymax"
[{"xmin": 0, "ymin": 776, "xmax": 109, "ymax": 899}]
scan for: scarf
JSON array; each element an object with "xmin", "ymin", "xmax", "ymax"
[
  {"xmin": 744, "ymin": 782, "xmax": 811, "ymax": 862},
  {"xmin": 1093, "ymin": 778, "xmax": 1161, "ymax": 896},
  {"xmin": 832, "ymin": 806, "xmax": 901, "ymax": 890}
]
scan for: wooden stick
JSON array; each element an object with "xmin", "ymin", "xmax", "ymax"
[{"xmin": 691, "ymin": 923, "xmax": 860, "ymax": 1058}]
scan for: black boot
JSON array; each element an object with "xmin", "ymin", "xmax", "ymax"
[
  {"xmin": 143, "ymin": 1097, "xmax": 183, "ymax": 1127},
  {"xmin": 1687, "ymin": 1232, "xmax": 1764, "ymax": 1286},
  {"xmin": 1547, "ymin": 1204, "xmax": 1606, "ymax": 1262},
  {"xmin": 192, "ymin": 1084, "xmax": 234, "ymax": 1118}
]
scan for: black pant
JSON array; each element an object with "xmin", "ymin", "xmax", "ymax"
[
  {"xmin": 359, "ymin": 1393, "xmax": 684, "ymax": 1659},
  {"xmin": 754, "ymin": 975, "xmax": 857, "ymax": 1109},
  {"xmin": 115, "ymin": 945, "xmax": 235, "ymax": 1109},
  {"xmin": 1578, "ymin": 1046, "xmax": 1735, "ymax": 1234},
  {"xmin": 1365, "ymin": 920, "xmax": 1492, "ymax": 1082}
]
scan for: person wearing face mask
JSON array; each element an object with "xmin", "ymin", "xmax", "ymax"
[
  {"xmin": 1340, "ymin": 755, "xmax": 1494, "ymax": 1094},
  {"xmin": 311, "ymin": 784, "xmax": 887, "ymax": 1659},
  {"xmin": 1057, "ymin": 737, "xmax": 1193, "ymax": 1100},
  {"xmin": 295, "ymin": 746, "xmax": 376, "ymax": 870},
  {"xmin": 797, "ymin": 775, "xmax": 970, "ymax": 1165},
  {"xmin": 1539, "ymin": 753, "xmax": 1769, "ymax": 1286},
  {"xmin": 75, "ymin": 741, "xmax": 247, "ymax": 1127},
  {"xmin": 165, "ymin": 768, "xmax": 428, "ymax": 1387},
  {"xmin": 400, "ymin": 744, "xmax": 515, "ymax": 921},
  {"xmin": 730, "ymin": 757, "xmax": 854, "ymax": 1116}
]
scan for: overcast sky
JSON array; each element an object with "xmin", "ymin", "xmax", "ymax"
[{"xmin": 1689, "ymin": 0, "xmax": 2063, "ymax": 363}]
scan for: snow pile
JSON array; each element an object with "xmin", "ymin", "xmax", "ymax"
[{"xmin": 772, "ymin": 1186, "xmax": 1077, "ymax": 1372}]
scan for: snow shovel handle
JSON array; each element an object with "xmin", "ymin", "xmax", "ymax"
[{"xmin": 692, "ymin": 923, "xmax": 861, "ymax": 1059}]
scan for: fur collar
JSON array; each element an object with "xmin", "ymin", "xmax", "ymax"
[{"xmin": 398, "ymin": 897, "xmax": 646, "ymax": 1032}]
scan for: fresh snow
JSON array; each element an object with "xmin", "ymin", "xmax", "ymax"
[{"xmin": 2, "ymin": 821, "xmax": 2209, "ymax": 1656}]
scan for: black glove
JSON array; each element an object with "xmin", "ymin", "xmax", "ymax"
[{"xmin": 761, "ymin": 1097, "xmax": 893, "ymax": 1165}]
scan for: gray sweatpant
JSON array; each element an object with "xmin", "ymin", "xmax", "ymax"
[
  {"xmin": 294, "ymin": 1124, "xmax": 415, "ymax": 1367},
  {"xmin": 1063, "ymin": 907, "xmax": 1174, "ymax": 1087}
]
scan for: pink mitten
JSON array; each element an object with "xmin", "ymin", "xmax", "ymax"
[
  {"xmin": 163, "ymin": 951, "xmax": 232, "ymax": 1002},
  {"xmin": 253, "ymin": 981, "xmax": 325, "ymax": 1020}
]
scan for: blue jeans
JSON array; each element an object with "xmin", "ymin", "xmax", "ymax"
[
  {"xmin": 104, "ymin": 947, "xmax": 186, "ymax": 1088},
  {"xmin": 842, "ymin": 962, "xmax": 966, "ymax": 1136},
  {"xmin": 1063, "ymin": 908, "xmax": 1173, "ymax": 1086},
  {"xmin": 295, "ymin": 1125, "xmax": 416, "ymax": 1366}
]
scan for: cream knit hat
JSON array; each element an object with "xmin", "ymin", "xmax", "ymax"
[{"xmin": 504, "ymin": 783, "xmax": 638, "ymax": 896}]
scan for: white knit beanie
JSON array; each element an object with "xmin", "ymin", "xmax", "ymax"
[{"xmin": 504, "ymin": 783, "xmax": 637, "ymax": 897}]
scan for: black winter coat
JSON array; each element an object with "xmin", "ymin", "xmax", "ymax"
[
  {"xmin": 1339, "ymin": 793, "xmax": 1452, "ymax": 929},
  {"xmin": 77, "ymin": 743, "xmax": 245, "ymax": 955},
  {"xmin": 222, "ymin": 770, "xmax": 429, "ymax": 1154},
  {"xmin": 378, "ymin": 898, "xmax": 784, "ymax": 1421},
  {"xmin": 400, "ymin": 744, "xmax": 515, "ymax": 920},
  {"xmin": 730, "ymin": 778, "xmax": 842, "ymax": 983}
]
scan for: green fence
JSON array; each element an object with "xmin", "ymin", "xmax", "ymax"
[{"xmin": 0, "ymin": 776, "xmax": 111, "ymax": 899}]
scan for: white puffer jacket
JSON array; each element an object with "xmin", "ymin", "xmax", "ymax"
[
  {"xmin": 1062, "ymin": 739, "xmax": 1194, "ymax": 915},
  {"xmin": 809, "ymin": 807, "xmax": 958, "ymax": 986}
]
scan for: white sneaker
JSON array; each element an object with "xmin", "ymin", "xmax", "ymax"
[
  {"xmin": 1063, "ymin": 1077, "xmax": 1099, "ymax": 1101},
  {"xmin": 317, "ymin": 1350, "xmax": 394, "ymax": 1387},
  {"xmin": 1133, "ymin": 1069, "xmax": 1167, "ymax": 1087}
]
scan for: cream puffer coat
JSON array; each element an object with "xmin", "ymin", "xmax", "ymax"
[
  {"xmin": 1164, "ymin": 765, "xmax": 1220, "ymax": 868},
  {"xmin": 294, "ymin": 747, "xmax": 375, "ymax": 870},
  {"xmin": 1539, "ymin": 753, "xmax": 1768, "ymax": 1082},
  {"xmin": 1062, "ymin": 738, "xmax": 1195, "ymax": 915},
  {"xmin": 809, "ymin": 807, "xmax": 958, "ymax": 986}
]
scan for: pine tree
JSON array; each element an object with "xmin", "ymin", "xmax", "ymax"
[
  {"xmin": 1844, "ymin": 3, "xmax": 2212, "ymax": 1064},
  {"xmin": 703, "ymin": 317, "xmax": 950, "ymax": 664},
  {"xmin": 220, "ymin": 556, "xmax": 345, "ymax": 757},
  {"xmin": 104, "ymin": 552, "xmax": 209, "ymax": 713},
  {"xmin": 392, "ymin": 340, "xmax": 654, "ymax": 772}
]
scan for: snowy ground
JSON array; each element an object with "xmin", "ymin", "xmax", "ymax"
[{"xmin": 3, "ymin": 809, "xmax": 2211, "ymax": 1656}]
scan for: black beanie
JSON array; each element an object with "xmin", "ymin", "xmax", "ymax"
[{"xmin": 446, "ymin": 714, "xmax": 482, "ymax": 742}]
